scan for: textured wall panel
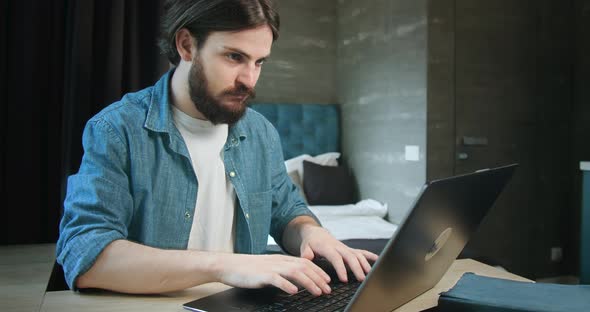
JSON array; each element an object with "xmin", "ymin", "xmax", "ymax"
[
  {"xmin": 337, "ymin": 0, "xmax": 428, "ymax": 223},
  {"xmin": 255, "ymin": 0, "xmax": 337, "ymax": 104}
]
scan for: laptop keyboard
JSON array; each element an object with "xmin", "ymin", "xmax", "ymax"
[{"xmin": 252, "ymin": 280, "xmax": 361, "ymax": 312}]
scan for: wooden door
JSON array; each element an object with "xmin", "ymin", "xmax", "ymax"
[
  {"xmin": 452, "ymin": 0, "xmax": 540, "ymax": 278},
  {"xmin": 429, "ymin": 0, "xmax": 574, "ymax": 279}
]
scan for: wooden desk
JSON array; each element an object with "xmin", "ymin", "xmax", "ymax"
[{"xmin": 40, "ymin": 259, "xmax": 531, "ymax": 312}]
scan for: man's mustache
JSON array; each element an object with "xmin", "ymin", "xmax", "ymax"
[{"xmin": 220, "ymin": 83, "xmax": 256, "ymax": 100}]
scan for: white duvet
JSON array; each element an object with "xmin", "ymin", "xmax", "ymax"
[{"xmin": 268, "ymin": 199, "xmax": 398, "ymax": 245}]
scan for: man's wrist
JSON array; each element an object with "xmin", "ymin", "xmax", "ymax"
[
  {"xmin": 188, "ymin": 250, "xmax": 226, "ymax": 284},
  {"xmin": 282, "ymin": 216, "xmax": 321, "ymax": 255},
  {"xmin": 289, "ymin": 215, "xmax": 320, "ymax": 230},
  {"xmin": 290, "ymin": 216, "xmax": 321, "ymax": 240},
  {"xmin": 298, "ymin": 221, "xmax": 322, "ymax": 238}
]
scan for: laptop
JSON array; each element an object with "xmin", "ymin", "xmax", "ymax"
[{"xmin": 183, "ymin": 163, "xmax": 518, "ymax": 312}]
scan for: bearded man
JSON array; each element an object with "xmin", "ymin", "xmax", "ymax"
[{"xmin": 56, "ymin": 0, "xmax": 377, "ymax": 295}]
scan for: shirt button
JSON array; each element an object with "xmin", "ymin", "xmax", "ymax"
[
  {"xmin": 185, "ymin": 212, "xmax": 191, "ymax": 219},
  {"xmin": 245, "ymin": 213, "xmax": 250, "ymax": 219},
  {"xmin": 229, "ymin": 171, "xmax": 236, "ymax": 178}
]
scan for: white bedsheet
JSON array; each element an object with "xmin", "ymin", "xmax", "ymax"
[
  {"xmin": 308, "ymin": 199, "xmax": 388, "ymax": 218},
  {"xmin": 267, "ymin": 199, "xmax": 398, "ymax": 245}
]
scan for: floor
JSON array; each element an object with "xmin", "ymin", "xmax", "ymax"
[
  {"xmin": 0, "ymin": 244, "xmax": 56, "ymax": 312},
  {"xmin": 536, "ymin": 275, "xmax": 580, "ymax": 285}
]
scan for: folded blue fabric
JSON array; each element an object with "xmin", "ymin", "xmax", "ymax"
[{"xmin": 438, "ymin": 272, "xmax": 590, "ymax": 312}]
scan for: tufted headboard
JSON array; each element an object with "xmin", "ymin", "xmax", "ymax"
[{"xmin": 249, "ymin": 103, "xmax": 340, "ymax": 160}]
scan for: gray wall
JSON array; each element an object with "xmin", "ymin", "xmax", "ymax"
[
  {"xmin": 255, "ymin": 0, "xmax": 337, "ymax": 104},
  {"xmin": 427, "ymin": 0, "xmax": 455, "ymax": 180},
  {"xmin": 337, "ymin": 0, "xmax": 428, "ymax": 223},
  {"xmin": 255, "ymin": 0, "xmax": 429, "ymax": 224}
]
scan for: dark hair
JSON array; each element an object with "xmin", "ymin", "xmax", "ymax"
[{"xmin": 159, "ymin": 0, "xmax": 280, "ymax": 66}]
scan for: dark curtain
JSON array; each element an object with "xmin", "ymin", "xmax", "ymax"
[
  {"xmin": 61, "ymin": 0, "xmax": 168, "ymax": 195},
  {"xmin": 1, "ymin": 0, "xmax": 66, "ymax": 245},
  {"xmin": 1, "ymin": 0, "xmax": 167, "ymax": 245}
]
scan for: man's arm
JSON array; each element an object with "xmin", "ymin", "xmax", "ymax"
[
  {"xmin": 77, "ymin": 239, "xmax": 332, "ymax": 295},
  {"xmin": 282, "ymin": 215, "xmax": 379, "ymax": 283},
  {"xmin": 76, "ymin": 240, "xmax": 215, "ymax": 293}
]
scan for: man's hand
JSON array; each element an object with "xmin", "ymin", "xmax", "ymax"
[
  {"xmin": 282, "ymin": 216, "xmax": 380, "ymax": 283},
  {"xmin": 215, "ymin": 254, "xmax": 332, "ymax": 296},
  {"xmin": 299, "ymin": 225, "xmax": 379, "ymax": 283}
]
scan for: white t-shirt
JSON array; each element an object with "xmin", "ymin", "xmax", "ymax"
[{"xmin": 172, "ymin": 106, "xmax": 236, "ymax": 253}]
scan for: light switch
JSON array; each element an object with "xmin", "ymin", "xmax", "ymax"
[{"xmin": 405, "ymin": 145, "xmax": 420, "ymax": 162}]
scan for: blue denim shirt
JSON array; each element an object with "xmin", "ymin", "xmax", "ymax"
[{"xmin": 56, "ymin": 69, "xmax": 318, "ymax": 290}]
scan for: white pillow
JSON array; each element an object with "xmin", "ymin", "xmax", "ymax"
[
  {"xmin": 284, "ymin": 152, "xmax": 340, "ymax": 182},
  {"xmin": 308, "ymin": 199, "xmax": 388, "ymax": 218}
]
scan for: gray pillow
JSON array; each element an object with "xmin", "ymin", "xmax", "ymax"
[{"xmin": 302, "ymin": 160, "xmax": 357, "ymax": 205}]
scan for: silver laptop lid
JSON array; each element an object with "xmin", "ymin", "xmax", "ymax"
[{"xmin": 344, "ymin": 164, "xmax": 517, "ymax": 311}]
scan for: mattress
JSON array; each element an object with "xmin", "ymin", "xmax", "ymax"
[{"xmin": 267, "ymin": 199, "xmax": 398, "ymax": 245}]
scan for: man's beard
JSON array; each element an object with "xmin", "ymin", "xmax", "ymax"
[{"xmin": 188, "ymin": 57, "xmax": 255, "ymax": 125}]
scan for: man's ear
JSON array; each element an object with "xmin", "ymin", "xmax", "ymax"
[{"xmin": 175, "ymin": 28, "xmax": 196, "ymax": 62}]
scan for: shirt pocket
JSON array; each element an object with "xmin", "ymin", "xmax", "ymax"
[{"xmin": 247, "ymin": 190, "xmax": 272, "ymax": 253}]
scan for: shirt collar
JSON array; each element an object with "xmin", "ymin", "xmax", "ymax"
[
  {"xmin": 225, "ymin": 121, "xmax": 247, "ymax": 150},
  {"xmin": 144, "ymin": 68, "xmax": 175, "ymax": 133}
]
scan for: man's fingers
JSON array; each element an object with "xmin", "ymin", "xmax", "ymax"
[
  {"xmin": 355, "ymin": 250, "xmax": 372, "ymax": 274},
  {"xmin": 348, "ymin": 248, "xmax": 379, "ymax": 277},
  {"xmin": 270, "ymin": 274, "xmax": 299, "ymax": 295},
  {"xmin": 300, "ymin": 245, "xmax": 315, "ymax": 261},
  {"xmin": 339, "ymin": 248, "xmax": 366, "ymax": 282},
  {"xmin": 360, "ymin": 249, "xmax": 379, "ymax": 262},
  {"xmin": 276, "ymin": 257, "xmax": 331, "ymax": 295},
  {"xmin": 285, "ymin": 256, "xmax": 329, "ymax": 283},
  {"xmin": 290, "ymin": 270, "xmax": 323, "ymax": 296},
  {"xmin": 307, "ymin": 259, "xmax": 331, "ymax": 283},
  {"xmin": 322, "ymin": 250, "xmax": 348, "ymax": 282},
  {"xmin": 300, "ymin": 264, "xmax": 331, "ymax": 294}
]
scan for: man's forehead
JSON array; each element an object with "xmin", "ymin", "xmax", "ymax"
[{"xmin": 205, "ymin": 25, "xmax": 273, "ymax": 58}]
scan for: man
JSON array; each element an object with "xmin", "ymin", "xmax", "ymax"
[{"xmin": 56, "ymin": 0, "xmax": 378, "ymax": 296}]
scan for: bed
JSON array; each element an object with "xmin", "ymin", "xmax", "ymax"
[{"xmin": 250, "ymin": 103, "xmax": 398, "ymax": 255}]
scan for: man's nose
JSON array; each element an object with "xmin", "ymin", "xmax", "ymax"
[{"xmin": 237, "ymin": 64, "xmax": 258, "ymax": 89}]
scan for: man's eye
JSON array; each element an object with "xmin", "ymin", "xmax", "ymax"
[
  {"xmin": 256, "ymin": 59, "xmax": 265, "ymax": 66},
  {"xmin": 228, "ymin": 53, "xmax": 243, "ymax": 62}
]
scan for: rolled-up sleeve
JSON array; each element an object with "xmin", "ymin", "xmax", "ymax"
[
  {"xmin": 56, "ymin": 118, "xmax": 133, "ymax": 290},
  {"xmin": 267, "ymin": 126, "xmax": 320, "ymax": 249}
]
